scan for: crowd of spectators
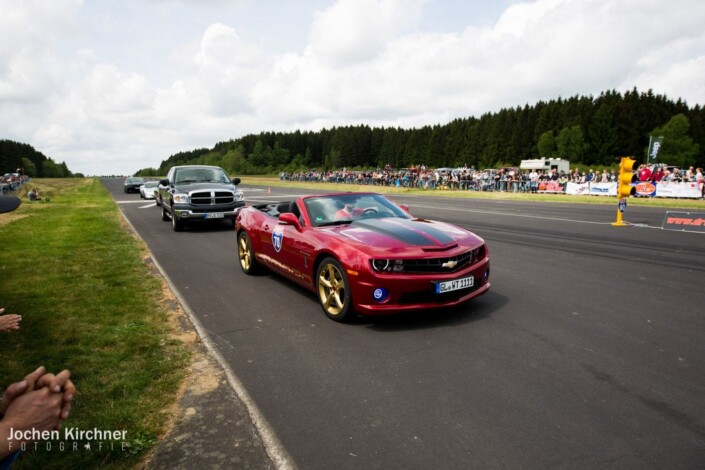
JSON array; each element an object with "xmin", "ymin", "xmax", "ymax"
[
  {"xmin": 1, "ymin": 171, "xmax": 28, "ymax": 195},
  {"xmin": 280, "ymin": 163, "xmax": 705, "ymax": 195}
]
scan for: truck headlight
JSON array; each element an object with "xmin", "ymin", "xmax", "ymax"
[
  {"xmin": 234, "ymin": 191, "xmax": 244, "ymax": 202},
  {"xmin": 173, "ymin": 194, "xmax": 189, "ymax": 203}
]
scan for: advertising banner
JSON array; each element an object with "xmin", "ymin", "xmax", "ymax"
[
  {"xmin": 648, "ymin": 136, "xmax": 664, "ymax": 163},
  {"xmin": 634, "ymin": 181, "xmax": 657, "ymax": 197},
  {"xmin": 655, "ymin": 181, "xmax": 702, "ymax": 198},
  {"xmin": 565, "ymin": 182, "xmax": 616, "ymax": 196},
  {"xmin": 662, "ymin": 211, "xmax": 705, "ymax": 233},
  {"xmin": 537, "ymin": 181, "xmax": 566, "ymax": 193}
]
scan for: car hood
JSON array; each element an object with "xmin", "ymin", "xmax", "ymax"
[
  {"xmin": 178, "ymin": 182, "xmax": 237, "ymax": 192},
  {"xmin": 328, "ymin": 218, "xmax": 480, "ymax": 251}
]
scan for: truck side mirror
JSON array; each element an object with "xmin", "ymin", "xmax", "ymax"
[{"xmin": 232, "ymin": 177, "xmax": 241, "ymax": 186}]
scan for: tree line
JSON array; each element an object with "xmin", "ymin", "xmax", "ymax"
[
  {"xmin": 140, "ymin": 88, "xmax": 703, "ymax": 177},
  {"xmin": 0, "ymin": 140, "xmax": 77, "ymax": 177}
]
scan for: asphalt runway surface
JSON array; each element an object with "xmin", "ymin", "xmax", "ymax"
[{"xmin": 106, "ymin": 179, "xmax": 705, "ymax": 469}]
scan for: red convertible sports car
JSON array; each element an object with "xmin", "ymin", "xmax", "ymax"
[{"xmin": 236, "ymin": 192, "xmax": 490, "ymax": 322}]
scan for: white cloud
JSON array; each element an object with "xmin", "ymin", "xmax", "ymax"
[
  {"xmin": 1, "ymin": 0, "xmax": 704, "ymax": 175},
  {"xmin": 308, "ymin": 0, "xmax": 425, "ymax": 66}
]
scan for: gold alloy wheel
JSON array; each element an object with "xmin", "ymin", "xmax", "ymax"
[
  {"xmin": 238, "ymin": 234, "xmax": 252, "ymax": 272},
  {"xmin": 318, "ymin": 262, "xmax": 346, "ymax": 316}
]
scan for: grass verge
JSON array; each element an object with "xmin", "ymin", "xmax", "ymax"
[
  {"xmin": 0, "ymin": 178, "xmax": 191, "ymax": 469},
  {"xmin": 241, "ymin": 175, "xmax": 705, "ymax": 209}
]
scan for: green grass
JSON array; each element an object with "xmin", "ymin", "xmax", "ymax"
[
  {"xmin": 242, "ymin": 175, "xmax": 705, "ymax": 209},
  {"xmin": 0, "ymin": 179, "xmax": 190, "ymax": 469}
]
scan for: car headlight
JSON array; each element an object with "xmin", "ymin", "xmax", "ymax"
[
  {"xmin": 234, "ymin": 191, "xmax": 244, "ymax": 202},
  {"xmin": 371, "ymin": 259, "xmax": 404, "ymax": 273},
  {"xmin": 173, "ymin": 194, "xmax": 189, "ymax": 203}
]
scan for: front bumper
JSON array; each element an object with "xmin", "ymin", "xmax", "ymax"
[
  {"xmin": 173, "ymin": 201, "xmax": 245, "ymax": 221},
  {"xmin": 350, "ymin": 257, "xmax": 491, "ymax": 315}
]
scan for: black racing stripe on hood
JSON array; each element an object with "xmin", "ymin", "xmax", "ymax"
[{"xmin": 352, "ymin": 219, "xmax": 455, "ymax": 246}]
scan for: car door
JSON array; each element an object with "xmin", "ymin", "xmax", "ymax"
[{"xmin": 268, "ymin": 204, "xmax": 315, "ymax": 287}]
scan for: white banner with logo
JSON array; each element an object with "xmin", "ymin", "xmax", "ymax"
[
  {"xmin": 565, "ymin": 181, "xmax": 699, "ymax": 198},
  {"xmin": 654, "ymin": 181, "xmax": 702, "ymax": 198},
  {"xmin": 565, "ymin": 182, "xmax": 616, "ymax": 196}
]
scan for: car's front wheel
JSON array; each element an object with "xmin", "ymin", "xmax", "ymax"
[
  {"xmin": 316, "ymin": 257, "xmax": 354, "ymax": 322},
  {"xmin": 237, "ymin": 231, "xmax": 261, "ymax": 274}
]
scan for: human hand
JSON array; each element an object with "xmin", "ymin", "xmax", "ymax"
[
  {"xmin": 35, "ymin": 370, "xmax": 76, "ymax": 420},
  {"xmin": 1, "ymin": 367, "xmax": 75, "ymax": 420},
  {"xmin": 0, "ymin": 366, "xmax": 46, "ymax": 415},
  {"xmin": 1, "ymin": 386, "xmax": 65, "ymax": 443},
  {"xmin": 0, "ymin": 308, "xmax": 21, "ymax": 332}
]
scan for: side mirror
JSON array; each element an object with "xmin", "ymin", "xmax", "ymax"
[
  {"xmin": 400, "ymin": 204, "xmax": 410, "ymax": 213},
  {"xmin": 279, "ymin": 212, "xmax": 302, "ymax": 230},
  {"xmin": 232, "ymin": 177, "xmax": 241, "ymax": 186},
  {"xmin": 159, "ymin": 178, "xmax": 170, "ymax": 186}
]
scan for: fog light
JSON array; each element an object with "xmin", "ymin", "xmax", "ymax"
[{"xmin": 373, "ymin": 287, "xmax": 389, "ymax": 303}]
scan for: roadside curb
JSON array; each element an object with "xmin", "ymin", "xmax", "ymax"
[{"xmin": 116, "ymin": 203, "xmax": 293, "ymax": 469}]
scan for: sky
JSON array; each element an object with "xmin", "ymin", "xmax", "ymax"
[{"xmin": 1, "ymin": 0, "xmax": 705, "ymax": 176}]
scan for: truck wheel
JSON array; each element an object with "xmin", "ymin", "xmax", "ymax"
[{"xmin": 171, "ymin": 211, "xmax": 184, "ymax": 231}]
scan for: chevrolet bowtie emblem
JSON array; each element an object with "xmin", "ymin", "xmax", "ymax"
[{"xmin": 441, "ymin": 260, "xmax": 457, "ymax": 269}]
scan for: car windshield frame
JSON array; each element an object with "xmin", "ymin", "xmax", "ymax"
[{"xmin": 303, "ymin": 193, "xmax": 411, "ymax": 227}]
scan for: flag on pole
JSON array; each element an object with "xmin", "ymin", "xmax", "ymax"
[{"xmin": 648, "ymin": 135, "xmax": 664, "ymax": 163}]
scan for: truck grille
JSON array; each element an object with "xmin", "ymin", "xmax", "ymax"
[{"xmin": 190, "ymin": 191, "xmax": 235, "ymax": 206}]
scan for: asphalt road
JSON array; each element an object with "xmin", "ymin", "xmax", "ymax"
[{"xmin": 107, "ymin": 179, "xmax": 705, "ymax": 469}]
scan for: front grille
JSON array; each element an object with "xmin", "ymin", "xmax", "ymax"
[
  {"xmin": 190, "ymin": 191, "xmax": 235, "ymax": 206},
  {"xmin": 398, "ymin": 246, "xmax": 485, "ymax": 274}
]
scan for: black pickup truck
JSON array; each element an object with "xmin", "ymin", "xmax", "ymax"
[{"xmin": 158, "ymin": 165, "xmax": 244, "ymax": 231}]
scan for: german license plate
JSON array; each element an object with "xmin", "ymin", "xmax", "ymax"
[
  {"xmin": 435, "ymin": 276, "xmax": 474, "ymax": 294},
  {"xmin": 205, "ymin": 212, "xmax": 224, "ymax": 219}
]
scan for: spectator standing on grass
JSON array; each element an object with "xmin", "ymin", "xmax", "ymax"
[
  {"xmin": 0, "ymin": 194, "xmax": 22, "ymax": 357},
  {"xmin": 696, "ymin": 168, "xmax": 704, "ymax": 198},
  {"xmin": 0, "ymin": 202, "xmax": 20, "ymax": 334},
  {"xmin": 638, "ymin": 164, "xmax": 652, "ymax": 182},
  {"xmin": 0, "ymin": 196, "xmax": 77, "ymax": 468},
  {"xmin": 686, "ymin": 166, "xmax": 696, "ymax": 181},
  {"xmin": 651, "ymin": 167, "xmax": 665, "ymax": 183},
  {"xmin": 529, "ymin": 169, "xmax": 539, "ymax": 193}
]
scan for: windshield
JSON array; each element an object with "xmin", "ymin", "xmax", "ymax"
[
  {"xmin": 174, "ymin": 168, "xmax": 231, "ymax": 184},
  {"xmin": 304, "ymin": 193, "xmax": 411, "ymax": 227}
]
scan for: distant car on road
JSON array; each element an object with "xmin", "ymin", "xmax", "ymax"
[
  {"xmin": 236, "ymin": 192, "xmax": 490, "ymax": 322},
  {"xmin": 124, "ymin": 177, "xmax": 145, "ymax": 193},
  {"xmin": 158, "ymin": 165, "xmax": 244, "ymax": 231},
  {"xmin": 140, "ymin": 181, "xmax": 159, "ymax": 200}
]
